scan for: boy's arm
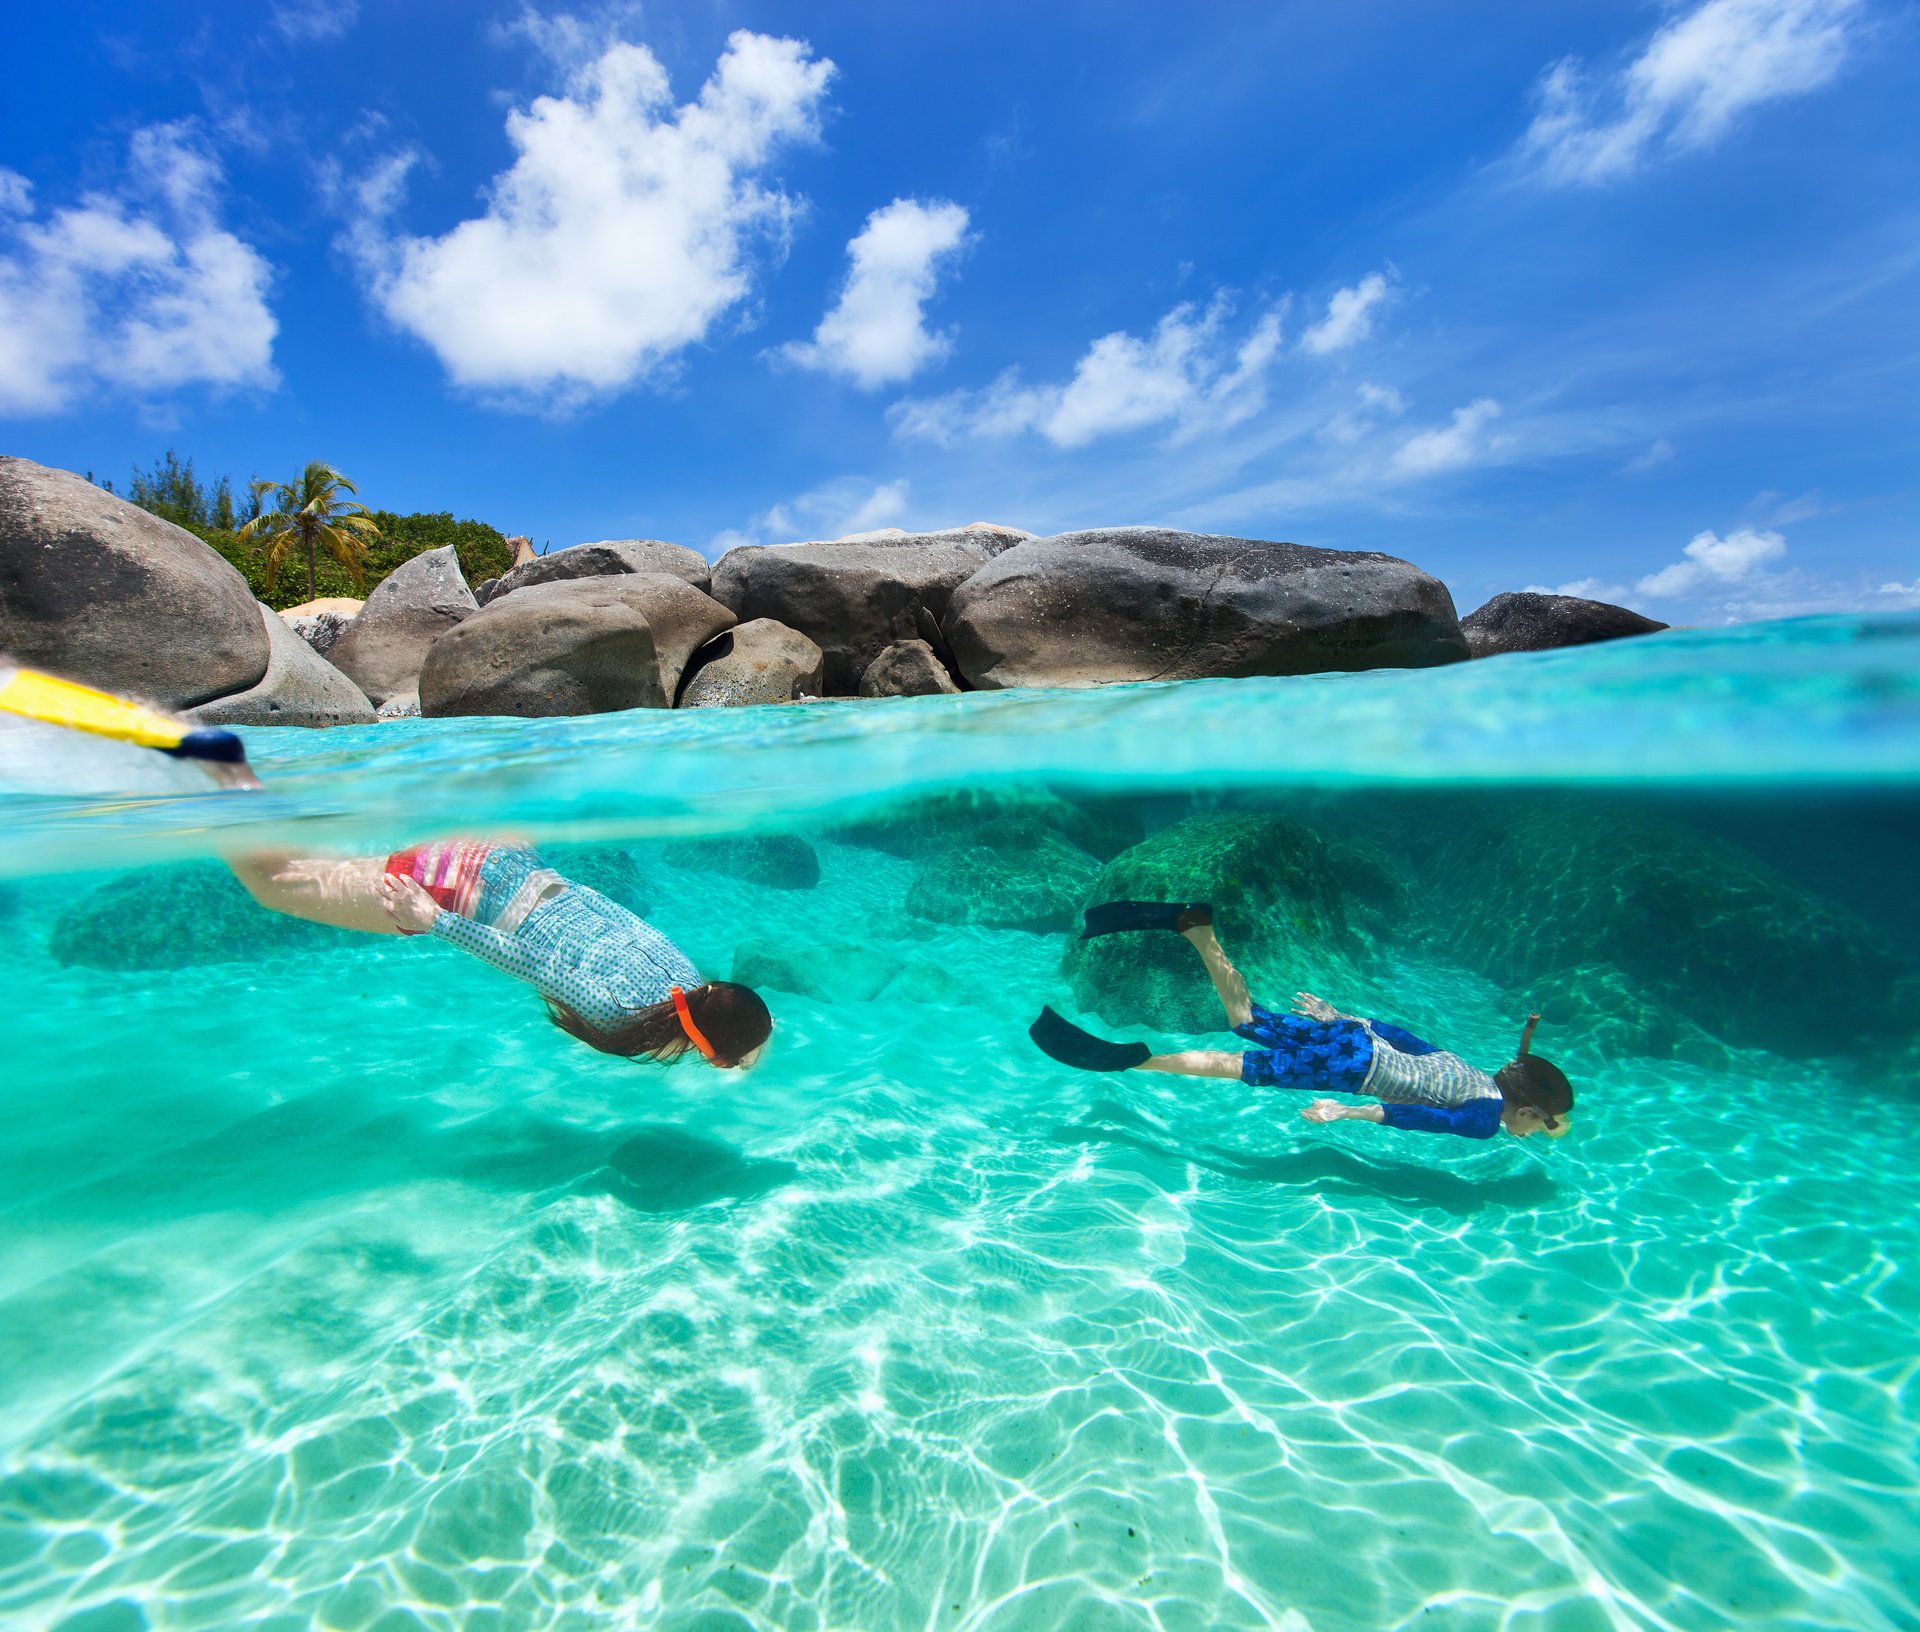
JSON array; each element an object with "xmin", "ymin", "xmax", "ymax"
[{"xmin": 1302, "ymin": 1099, "xmax": 1500, "ymax": 1138}]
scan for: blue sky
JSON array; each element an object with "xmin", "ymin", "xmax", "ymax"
[{"xmin": 2, "ymin": 0, "xmax": 1915, "ymax": 622}]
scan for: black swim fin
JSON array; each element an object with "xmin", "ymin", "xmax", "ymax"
[
  {"xmin": 1078, "ymin": 900, "xmax": 1212, "ymax": 940},
  {"xmin": 1029, "ymin": 1006, "xmax": 1152, "ymax": 1071}
]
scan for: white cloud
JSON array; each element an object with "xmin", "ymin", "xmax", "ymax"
[
  {"xmin": 1522, "ymin": 576, "xmax": 1632, "ymax": 601},
  {"xmin": 348, "ymin": 30, "xmax": 833, "ymax": 406},
  {"xmin": 779, "ymin": 198, "xmax": 972, "ymax": 389},
  {"xmin": 1635, "ymin": 526, "xmax": 1787, "ymax": 597},
  {"xmin": 712, "ymin": 476, "xmax": 912, "ymax": 552},
  {"xmin": 892, "ymin": 296, "xmax": 1285, "ymax": 449},
  {"xmin": 0, "ymin": 125, "xmax": 276, "ymax": 417},
  {"xmin": 1321, "ymin": 379, "xmax": 1407, "ymax": 443},
  {"xmin": 272, "ymin": 0, "xmax": 358, "ymax": 41},
  {"xmin": 1391, "ymin": 398, "xmax": 1503, "ymax": 475},
  {"xmin": 1299, "ymin": 272, "xmax": 1391, "ymax": 355},
  {"xmin": 1521, "ymin": 0, "xmax": 1863, "ymax": 184},
  {"xmin": 1625, "ymin": 437, "xmax": 1677, "ymax": 473},
  {"xmin": 1878, "ymin": 579, "xmax": 1920, "ymax": 605}
]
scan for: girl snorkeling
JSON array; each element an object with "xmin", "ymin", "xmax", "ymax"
[
  {"xmin": 228, "ymin": 839, "xmax": 771, "ymax": 1068},
  {"xmin": 1031, "ymin": 902, "xmax": 1572, "ymax": 1140}
]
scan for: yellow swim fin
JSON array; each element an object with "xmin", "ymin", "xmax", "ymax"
[{"xmin": 0, "ymin": 662, "xmax": 248, "ymax": 766}]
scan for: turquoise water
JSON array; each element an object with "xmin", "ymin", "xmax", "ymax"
[{"xmin": 3, "ymin": 615, "xmax": 1918, "ymax": 1632}]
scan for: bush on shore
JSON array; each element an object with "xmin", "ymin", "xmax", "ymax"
[{"xmin": 94, "ymin": 450, "xmax": 514, "ymax": 610}]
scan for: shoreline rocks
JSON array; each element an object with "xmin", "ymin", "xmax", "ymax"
[
  {"xmin": 677, "ymin": 619, "xmax": 824, "ymax": 708},
  {"xmin": 2, "ymin": 456, "xmax": 1676, "ymax": 726},
  {"xmin": 329, "ymin": 545, "xmax": 477, "ymax": 708},
  {"xmin": 0, "ymin": 456, "xmax": 270, "ymax": 708},
  {"xmin": 711, "ymin": 526, "xmax": 1030, "ymax": 695},
  {"xmin": 945, "ymin": 527, "xmax": 1469, "ymax": 689},
  {"xmin": 418, "ymin": 574, "xmax": 733, "ymax": 717},
  {"xmin": 1462, "ymin": 591, "xmax": 1669, "ymax": 657},
  {"xmin": 477, "ymin": 539, "xmax": 712, "ymax": 605},
  {"xmin": 189, "ymin": 602, "xmax": 376, "ymax": 728}
]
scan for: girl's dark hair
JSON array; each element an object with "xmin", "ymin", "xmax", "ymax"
[
  {"xmin": 1496, "ymin": 1055, "xmax": 1574, "ymax": 1116},
  {"xmin": 547, "ymin": 981, "xmax": 772, "ymax": 1066}
]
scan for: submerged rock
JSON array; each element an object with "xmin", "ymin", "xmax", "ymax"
[
  {"xmin": 48, "ymin": 863, "xmax": 356, "ymax": 970},
  {"xmin": 329, "ymin": 546, "xmax": 478, "ymax": 708},
  {"xmin": 1395, "ymin": 793, "xmax": 1915, "ymax": 1058},
  {"xmin": 0, "ymin": 456, "xmax": 270, "ymax": 708},
  {"xmin": 189, "ymin": 602, "xmax": 376, "ymax": 729},
  {"xmin": 668, "ymin": 834, "xmax": 821, "ymax": 890},
  {"xmin": 677, "ymin": 619, "xmax": 825, "ymax": 708},
  {"xmin": 831, "ymin": 788, "xmax": 1143, "ymax": 864},
  {"xmin": 944, "ymin": 527, "xmax": 1468, "ymax": 689},
  {"xmin": 732, "ymin": 936, "xmax": 900, "ymax": 1002},
  {"xmin": 907, "ymin": 830, "xmax": 1099, "ymax": 932},
  {"xmin": 1062, "ymin": 813, "xmax": 1357, "ymax": 1034},
  {"xmin": 541, "ymin": 843, "xmax": 653, "ymax": 917},
  {"xmin": 1462, "ymin": 592, "xmax": 1668, "ymax": 657}
]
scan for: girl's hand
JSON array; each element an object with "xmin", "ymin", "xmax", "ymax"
[
  {"xmin": 379, "ymin": 872, "xmax": 441, "ymax": 931},
  {"xmin": 1292, "ymin": 992, "xmax": 1339, "ymax": 1021},
  {"xmin": 1301, "ymin": 1099, "xmax": 1349, "ymax": 1123}
]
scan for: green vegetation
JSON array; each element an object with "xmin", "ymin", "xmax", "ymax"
[
  {"xmin": 98, "ymin": 450, "xmax": 516, "ymax": 610},
  {"xmin": 241, "ymin": 462, "xmax": 380, "ymax": 602}
]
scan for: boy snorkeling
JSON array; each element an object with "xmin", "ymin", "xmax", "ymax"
[{"xmin": 1030, "ymin": 903, "xmax": 1573, "ymax": 1141}]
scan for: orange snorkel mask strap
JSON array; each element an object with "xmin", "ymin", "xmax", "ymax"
[
  {"xmin": 1517, "ymin": 1012, "xmax": 1541, "ymax": 1057},
  {"xmin": 671, "ymin": 985, "xmax": 721, "ymax": 1063}
]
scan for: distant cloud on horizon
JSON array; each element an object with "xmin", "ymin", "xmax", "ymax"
[
  {"xmin": 343, "ymin": 30, "xmax": 834, "ymax": 408},
  {"xmin": 0, "ymin": 124, "xmax": 277, "ymax": 417},
  {"xmin": 1519, "ymin": 0, "xmax": 1864, "ymax": 184},
  {"xmin": 777, "ymin": 197, "xmax": 973, "ymax": 390}
]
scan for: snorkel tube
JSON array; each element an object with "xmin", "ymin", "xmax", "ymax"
[
  {"xmin": 671, "ymin": 984, "xmax": 722, "ymax": 1065},
  {"xmin": 1517, "ymin": 1011, "xmax": 1541, "ymax": 1056}
]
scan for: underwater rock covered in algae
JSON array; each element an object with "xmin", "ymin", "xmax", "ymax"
[
  {"xmin": 667, "ymin": 833, "xmax": 821, "ymax": 890},
  {"xmin": 1062, "ymin": 812, "xmax": 1360, "ymax": 1034},
  {"xmin": 831, "ymin": 786, "xmax": 1143, "ymax": 863},
  {"xmin": 49, "ymin": 863, "xmax": 355, "ymax": 970},
  {"xmin": 906, "ymin": 822, "xmax": 1100, "ymax": 932},
  {"xmin": 536, "ymin": 843, "xmax": 654, "ymax": 916},
  {"xmin": 1358, "ymin": 792, "xmax": 1914, "ymax": 1059}
]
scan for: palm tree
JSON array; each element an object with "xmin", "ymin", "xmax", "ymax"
[{"xmin": 239, "ymin": 462, "xmax": 380, "ymax": 603}]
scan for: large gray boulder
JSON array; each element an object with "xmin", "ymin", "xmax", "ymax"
[
  {"xmin": 710, "ymin": 526, "xmax": 1029, "ymax": 695},
  {"xmin": 1461, "ymin": 591, "xmax": 1668, "ymax": 658},
  {"xmin": 0, "ymin": 456, "xmax": 269, "ymax": 707},
  {"xmin": 859, "ymin": 639, "xmax": 961, "ymax": 697},
  {"xmin": 328, "ymin": 546, "xmax": 477, "ymax": 707},
  {"xmin": 418, "ymin": 575, "xmax": 733, "ymax": 718},
  {"xmin": 478, "ymin": 539, "xmax": 711, "ymax": 605},
  {"xmin": 189, "ymin": 603, "xmax": 376, "ymax": 728},
  {"xmin": 677, "ymin": 618, "xmax": 824, "ymax": 708},
  {"xmin": 944, "ymin": 527, "xmax": 1467, "ymax": 688}
]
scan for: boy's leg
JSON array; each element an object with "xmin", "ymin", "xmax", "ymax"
[{"xmin": 1181, "ymin": 920, "xmax": 1254, "ymax": 1029}]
